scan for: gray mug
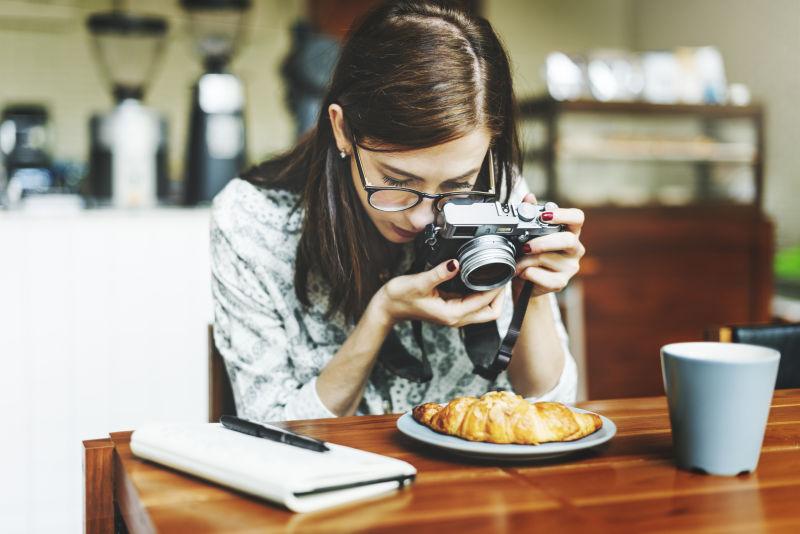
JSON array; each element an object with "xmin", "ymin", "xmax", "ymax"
[{"xmin": 661, "ymin": 342, "xmax": 780, "ymax": 476}]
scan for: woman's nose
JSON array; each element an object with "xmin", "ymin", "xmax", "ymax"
[{"xmin": 405, "ymin": 198, "xmax": 436, "ymax": 230}]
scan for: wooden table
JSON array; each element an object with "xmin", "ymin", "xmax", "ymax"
[{"xmin": 83, "ymin": 390, "xmax": 800, "ymax": 533}]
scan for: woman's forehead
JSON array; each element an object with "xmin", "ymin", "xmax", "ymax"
[{"xmin": 366, "ymin": 129, "xmax": 490, "ymax": 181}]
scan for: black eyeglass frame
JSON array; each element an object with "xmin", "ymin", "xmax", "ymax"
[{"xmin": 349, "ymin": 135, "xmax": 497, "ymax": 212}]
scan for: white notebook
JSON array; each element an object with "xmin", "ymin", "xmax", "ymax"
[{"xmin": 130, "ymin": 423, "xmax": 417, "ymax": 513}]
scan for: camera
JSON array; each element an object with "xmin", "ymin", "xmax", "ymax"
[{"xmin": 417, "ymin": 200, "xmax": 563, "ymax": 294}]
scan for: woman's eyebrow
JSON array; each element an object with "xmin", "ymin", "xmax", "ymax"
[{"xmin": 378, "ymin": 162, "xmax": 481, "ymax": 183}]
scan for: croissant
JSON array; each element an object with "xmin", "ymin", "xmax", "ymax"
[{"xmin": 412, "ymin": 391, "xmax": 602, "ymax": 445}]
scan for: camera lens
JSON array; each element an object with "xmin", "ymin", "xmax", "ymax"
[{"xmin": 457, "ymin": 235, "xmax": 517, "ymax": 291}]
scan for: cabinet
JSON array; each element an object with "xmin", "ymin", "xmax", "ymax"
[
  {"xmin": 0, "ymin": 208, "xmax": 213, "ymax": 531},
  {"xmin": 520, "ymin": 98, "xmax": 773, "ymax": 399}
]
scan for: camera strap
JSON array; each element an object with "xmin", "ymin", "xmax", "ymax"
[
  {"xmin": 376, "ymin": 281, "xmax": 534, "ymax": 384},
  {"xmin": 464, "ymin": 280, "xmax": 534, "ymax": 381},
  {"xmin": 374, "ymin": 248, "xmax": 435, "ymax": 383},
  {"xmin": 377, "ymin": 326, "xmax": 433, "ymax": 383},
  {"xmin": 376, "ymin": 249, "xmax": 533, "ymax": 384}
]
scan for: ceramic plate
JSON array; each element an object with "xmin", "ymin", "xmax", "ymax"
[{"xmin": 396, "ymin": 407, "xmax": 616, "ymax": 461}]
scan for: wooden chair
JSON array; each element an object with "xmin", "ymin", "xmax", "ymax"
[
  {"xmin": 709, "ymin": 322, "xmax": 800, "ymax": 389},
  {"xmin": 208, "ymin": 325, "xmax": 237, "ymax": 422}
]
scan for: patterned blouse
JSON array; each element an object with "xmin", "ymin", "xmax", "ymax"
[{"xmin": 210, "ymin": 178, "xmax": 577, "ymax": 423}]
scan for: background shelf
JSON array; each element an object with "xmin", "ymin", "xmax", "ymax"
[{"xmin": 519, "ymin": 98, "xmax": 772, "ymax": 400}]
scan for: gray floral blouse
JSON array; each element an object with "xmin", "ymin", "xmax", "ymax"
[{"xmin": 210, "ymin": 178, "xmax": 577, "ymax": 423}]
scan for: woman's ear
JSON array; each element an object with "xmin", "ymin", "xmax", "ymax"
[{"xmin": 328, "ymin": 104, "xmax": 351, "ymax": 156}]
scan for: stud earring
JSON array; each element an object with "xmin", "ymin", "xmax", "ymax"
[{"xmin": 339, "ymin": 149, "xmax": 347, "ymax": 159}]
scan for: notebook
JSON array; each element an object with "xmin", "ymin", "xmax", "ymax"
[{"xmin": 130, "ymin": 423, "xmax": 417, "ymax": 513}]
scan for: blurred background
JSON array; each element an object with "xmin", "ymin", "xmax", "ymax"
[{"xmin": 1, "ymin": 0, "xmax": 799, "ymax": 531}]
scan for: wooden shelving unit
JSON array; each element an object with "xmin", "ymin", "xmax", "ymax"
[
  {"xmin": 518, "ymin": 97, "xmax": 773, "ymax": 400},
  {"xmin": 520, "ymin": 97, "xmax": 765, "ymax": 209}
]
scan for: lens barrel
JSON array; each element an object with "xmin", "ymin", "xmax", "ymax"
[{"xmin": 457, "ymin": 235, "xmax": 517, "ymax": 291}]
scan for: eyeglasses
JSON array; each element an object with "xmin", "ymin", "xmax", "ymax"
[{"xmin": 350, "ymin": 136, "xmax": 497, "ymax": 212}]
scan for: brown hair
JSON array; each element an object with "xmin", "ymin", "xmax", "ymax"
[{"xmin": 244, "ymin": 0, "xmax": 521, "ymax": 322}]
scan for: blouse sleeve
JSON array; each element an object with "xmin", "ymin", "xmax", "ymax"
[{"xmin": 210, "ymin": 195, "xmax": 336, "ymax": 423}]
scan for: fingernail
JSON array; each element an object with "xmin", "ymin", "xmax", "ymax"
[
  {"xmin": 447, "ymin": 260, "xmax": 457, "ymax": 272},
  {"xmin": 522, "ymin": 244, "xmax": 531, "ymax": 254},
  {"xmin": 541, "ymin": 211, "xmax": 554, "ymax": 222}
]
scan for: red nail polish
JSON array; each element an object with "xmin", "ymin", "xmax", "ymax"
[
  {"xmin": 447, "ymin": 260, "xmax": 457, "ymax": 272},
  {"xmin": 522, "ymin": 244, "xmax": 531, "ymax": 254},
  {"xmin": 541, "ymin": 211, "xmax": 554, "ymax": 222}
]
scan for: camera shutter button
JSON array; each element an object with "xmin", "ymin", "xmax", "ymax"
[{"xmin": 517, "ymin": 203, "xmax": 538, "ymax": 222}]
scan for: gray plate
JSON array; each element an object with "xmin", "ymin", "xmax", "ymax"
[{"xmin": 396, "ymin": 407, "xmax": 616, "ymax": 461}]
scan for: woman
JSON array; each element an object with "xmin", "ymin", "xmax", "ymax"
[{"xmin": 211, "ymin": 0, "xmax": 585, "ymax": 422}]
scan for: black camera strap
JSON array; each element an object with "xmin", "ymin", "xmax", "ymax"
[
  {"xmin": 377, "ymin": 326, "xmax": 433, "ymax": 383},
  {"xmin": 376, "ymin": 280, "xmax": 534, "ymax": 384},
  {"xmin": 465, "ymin": 280, "xmax": 534, "ymax": 381},
  {"xmin": 376, "ymin": 251, "xmax": 432, "ymax": 382},
  {"xmin": 376, "ymin": 244, "xmax": 533, "ymax": 384}
]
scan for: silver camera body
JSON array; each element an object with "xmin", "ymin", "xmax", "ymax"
[{"xmin": 419, "ymin": 200, "xmax": 563, "ymax": 293}]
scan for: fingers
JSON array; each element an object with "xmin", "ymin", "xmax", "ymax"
[
  {"xmin": 544, "ymin": 207, "xmax": 585, "ymax": 236},
  {"xmin": 458, "ymin": 286, "xmax": 507, "ymax": 325},
  {"xmin": 438, "ymin": 286, "xmax": 504, "ymax": 326},
  {"xmin": 516, "ymin": 252, "xmax": 579, "ymax": 277},
  {"xmin": 384, "ymin": 259, "xmax": 458, "ymax": 302},
  {"xmin": 523, "ymin": 198, "xmax": 583, "ymax": 236},
  {"xmin": 389, "ymin": 275, "xmax": 507, "ymax": 328},
  {"xmin": 518, "ymin": 266, "xmax": 570, "ymax": 293},
  {"xmin": 452, "ymin": 286, "xmax": 504, "ymax": 313},
  {"xmin": 420, "ymin": 259, "xmax": 460, "ymax": 292},
  {"xmin": 524, "ymin": 231, "xmax": 585, "ymax": 257}
]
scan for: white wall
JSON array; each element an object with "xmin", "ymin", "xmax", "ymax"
[{"xmin": 631, "ymin": 0, "xmax": 800, "ymax": 248}]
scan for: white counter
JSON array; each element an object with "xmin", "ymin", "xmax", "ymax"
[{"xmin": 0, "ymin": 207, "xmax": 213, "ymax": 532}]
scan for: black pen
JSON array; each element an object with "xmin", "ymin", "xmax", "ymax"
[{"xmin": 220, "ymin": 415, "xmax": 330, "ymax": 453}]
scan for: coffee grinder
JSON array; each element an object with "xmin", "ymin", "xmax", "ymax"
[
  {"xmin": 181, "ymin": 0, "xmax": 251, "ymax": 205},
  {"xmin": 0, "ymin": 104, "xmax": 53, "ymax": 205},
  {"xmin": 86, "ymin": 11, "xmax": 170, "ymax": 207}
]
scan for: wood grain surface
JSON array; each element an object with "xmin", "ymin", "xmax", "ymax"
[
  {"xmin": 85, "ymin": 390, "xmax": 800, "ymax": 533},
  {"xmin": 82, "ymin": 438, "xmax": 115, "ymax": 533}
]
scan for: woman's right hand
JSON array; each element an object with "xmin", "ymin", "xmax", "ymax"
[{"xmin": 371, "ymin": 259, "xmax": 506, "ymax": 328}]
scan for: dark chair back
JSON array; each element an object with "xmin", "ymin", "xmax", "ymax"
[
  {"xmin": 208, "ymin": 325, "xmax": 237, "ymax": 422},
  {"xmin": 711, "ymin": 323, "xmax": 800, "ymax": 389}
]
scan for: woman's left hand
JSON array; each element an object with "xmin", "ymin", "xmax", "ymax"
[{"xmin": 513, "ymin": 193, "xmax": 585, "ymax": 298}]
